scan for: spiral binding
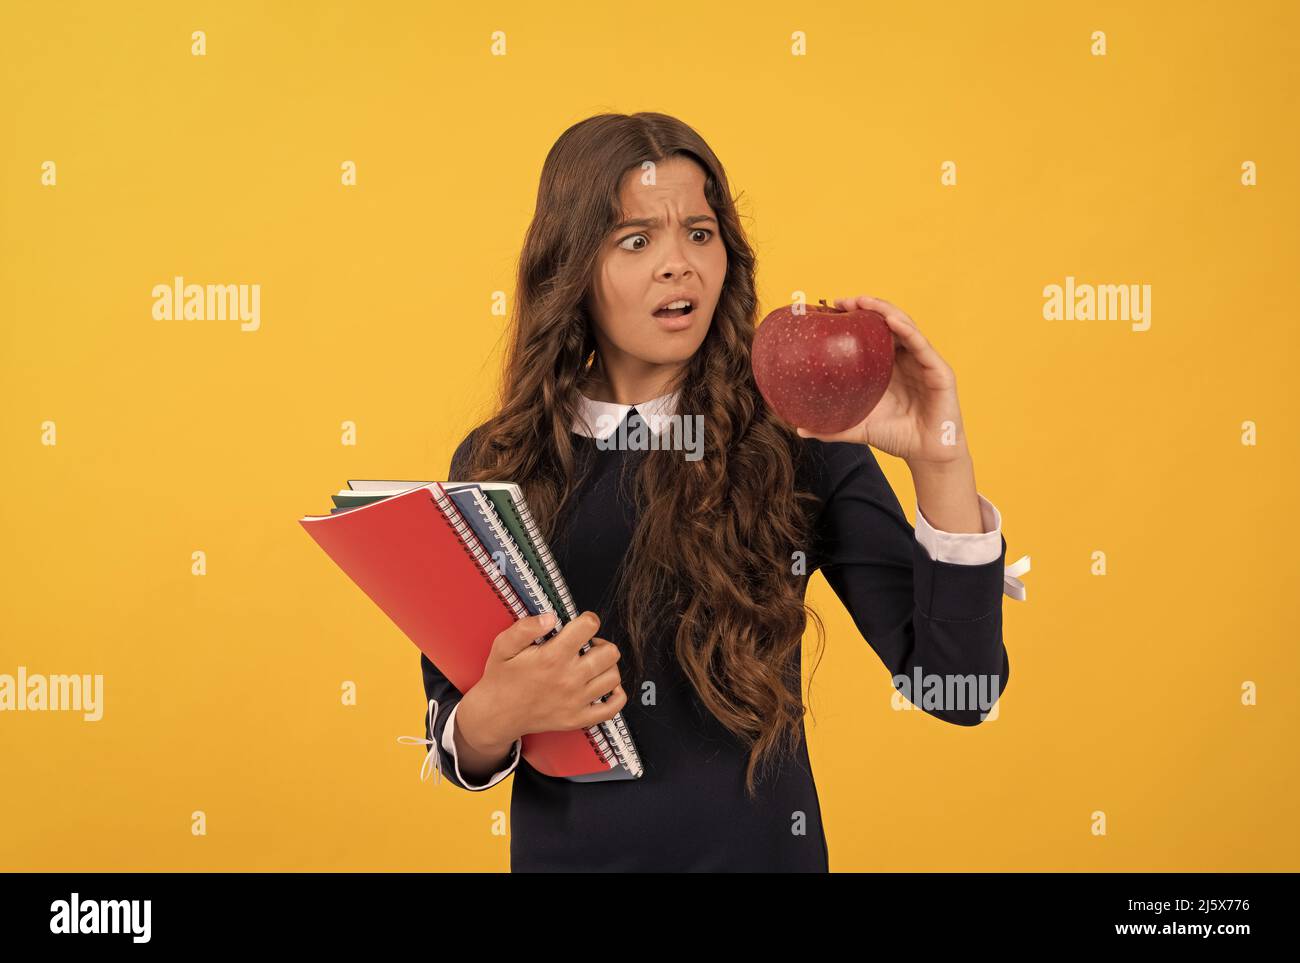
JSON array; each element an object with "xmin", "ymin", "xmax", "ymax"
[
  {"xmin": 489, "ymin": 498, "xmax": 569, "ymax": 619},
  {"xmin": 510, "ymin": 500, "xmax": 580, "ymax": 623},
  {"xmin": 427, "ymin": 484, "xmax": 618, "ymax": 769},
  {"xmin": 467, "ymin": 491, "xmax": 553, "ymax": 618}
]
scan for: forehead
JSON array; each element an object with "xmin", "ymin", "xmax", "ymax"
[{"xmin": 616, "ymin": 155, "xmax": 710, "ymax": 213}]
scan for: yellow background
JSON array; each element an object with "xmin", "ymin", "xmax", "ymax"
[{"xmin": 2, "ymin": 0, "xmax": 1296, "ymax": 871}]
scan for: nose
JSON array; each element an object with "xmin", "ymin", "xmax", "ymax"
[{"xmin": 656, "ymin": 237, "xmax": 694, "ymax": 280}]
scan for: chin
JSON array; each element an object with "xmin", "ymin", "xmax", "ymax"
[
  {"xmin": 639, "ymin": 345, "xmax": 700, "ymax": 367},
  {"xmin": 652, "ymin": 325, "xmax": 708, "ymax": 357}
]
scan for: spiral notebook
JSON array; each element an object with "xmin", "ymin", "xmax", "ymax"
[
  {"xmin": 341, "ymin": 478, "xmax": 641, "ymax": 782},
  {"xmin": 300, "ymin": 479, "xmax": 644, "ymax": 782}
]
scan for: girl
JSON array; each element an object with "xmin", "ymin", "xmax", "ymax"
[{"xmin": 418, "ymin": 111, "xmax": 1016, "ymax": 872}]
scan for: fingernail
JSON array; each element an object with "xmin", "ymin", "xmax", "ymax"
[{"xmin": 541, "ymin": 611, "xmax": 557, "ymax": 628}]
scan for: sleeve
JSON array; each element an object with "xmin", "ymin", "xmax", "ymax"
[
  {"xmin": 913, "ymin": 493, "xmax": 1004, "ymax": 565},
  {"xmin": 419, "ymin": 653, "xmax": 522, "ymax": 791},
  {"xmin": 409, "ymin": 423, "xmax": 522, "ymax": 791},
  {"xmin": 811, "ymin": 441, "xmax": 1010, "ymax": 726}
]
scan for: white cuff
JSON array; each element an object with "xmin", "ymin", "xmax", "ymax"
[
  {"xmin": 914, "ymin": 492, "xmax": 1031, "ymax": 600},
  {"xmin": 440, "ymin": 701, "xmax": 522, "ymax": 790}
]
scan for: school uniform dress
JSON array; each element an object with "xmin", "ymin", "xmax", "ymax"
[{"xmin": 417, "ymin": 390, "xmax": 1023, "ymax": 871}]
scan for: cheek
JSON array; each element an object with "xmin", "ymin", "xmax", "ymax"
[
  {"xmin": 707, "ymin": 247, "xmax": 728, "ymax": 295},
  {"xmin": 590, "ymin": 265, "xmax": 647, "ymax": 345},
  {"xmin": 592, "ymin": 262, "xmax": 630, "ymax": 322},
  {"xmin": 601, "ymin": 261, "xmax": 638, "ymax": 309}
]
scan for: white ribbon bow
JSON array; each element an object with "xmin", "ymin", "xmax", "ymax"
[
  {"xmin": 396, "ymin": 698, "xmax": 444, "ymax": 786},
  {"xmin": 1004, "ymin": 555, "xmax": 1031, "ymax": 601}
]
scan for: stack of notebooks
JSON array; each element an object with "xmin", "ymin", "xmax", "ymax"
[{"xmin": 298, "ymin": 478, "xmax": 644, "ymax": 782}]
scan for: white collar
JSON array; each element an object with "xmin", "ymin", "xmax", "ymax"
[{"xmin": 572, "ymin": 389, "xmax": 681, "ymax": 440}]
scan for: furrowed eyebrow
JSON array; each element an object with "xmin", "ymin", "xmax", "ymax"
[{"xmin": 612, "ymin": 214, "xmax": 717, "ymax": 231}]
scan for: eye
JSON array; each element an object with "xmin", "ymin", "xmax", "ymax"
[{"xmin": 617, "ymin": 228, "xmax": 714, "ymax": 251}]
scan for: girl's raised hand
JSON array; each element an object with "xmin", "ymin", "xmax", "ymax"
[{"xmin": 796, "ymin": 294, "xmax": 970, "ymax": 467}]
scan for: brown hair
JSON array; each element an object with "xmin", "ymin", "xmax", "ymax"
[{"xmin": 455, "ymin": 111, "xmax": 827, "ymax": 796}]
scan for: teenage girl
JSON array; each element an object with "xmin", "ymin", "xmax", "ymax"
[{"xmin": 418, "ymin": 111, "xmax": 1015, "ymax": 872}]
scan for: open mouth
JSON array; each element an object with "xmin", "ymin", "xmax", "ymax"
[{"xmin": 652, "ymin": 299, "xmax": 695, "ymax": 319}]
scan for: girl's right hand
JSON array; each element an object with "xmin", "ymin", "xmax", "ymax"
[{"xmin": 467, "ymin": 610, "xmax": 627, "ymax": 745}]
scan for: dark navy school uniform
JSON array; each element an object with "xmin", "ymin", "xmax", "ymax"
[{"xmin": 418, "ymin": 392, "xmax": 1015, "ymax": 871}]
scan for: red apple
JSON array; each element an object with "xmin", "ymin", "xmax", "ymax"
[{"xmin": 752, "ymin": 299, "xmax": 894, "ymax": 435}]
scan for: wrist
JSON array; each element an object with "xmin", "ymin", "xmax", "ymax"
[
  {"xmin": 458, "ymin": 684, "xmax": 520, "ymax": 753},
  {"xmin": 908, "ymin": 451, "xmax": 983, "ymax": 534},
  {"xmin": 906, "ymin": 446, "xmax": 973, "ymax": 476}
]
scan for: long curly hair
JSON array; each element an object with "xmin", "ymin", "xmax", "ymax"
[{"xmin": 454, "ymin": 111, "xmax": 827, "ymax": 796}]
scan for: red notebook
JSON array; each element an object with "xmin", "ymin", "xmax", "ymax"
[{"xmin": 298, "ymin": 482, "xmax": 618, "ymax": 778}]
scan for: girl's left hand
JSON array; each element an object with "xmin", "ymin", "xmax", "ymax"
[{"xmin": 795, "ymin": 295, "xmax": 970, "ymax": 466}]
